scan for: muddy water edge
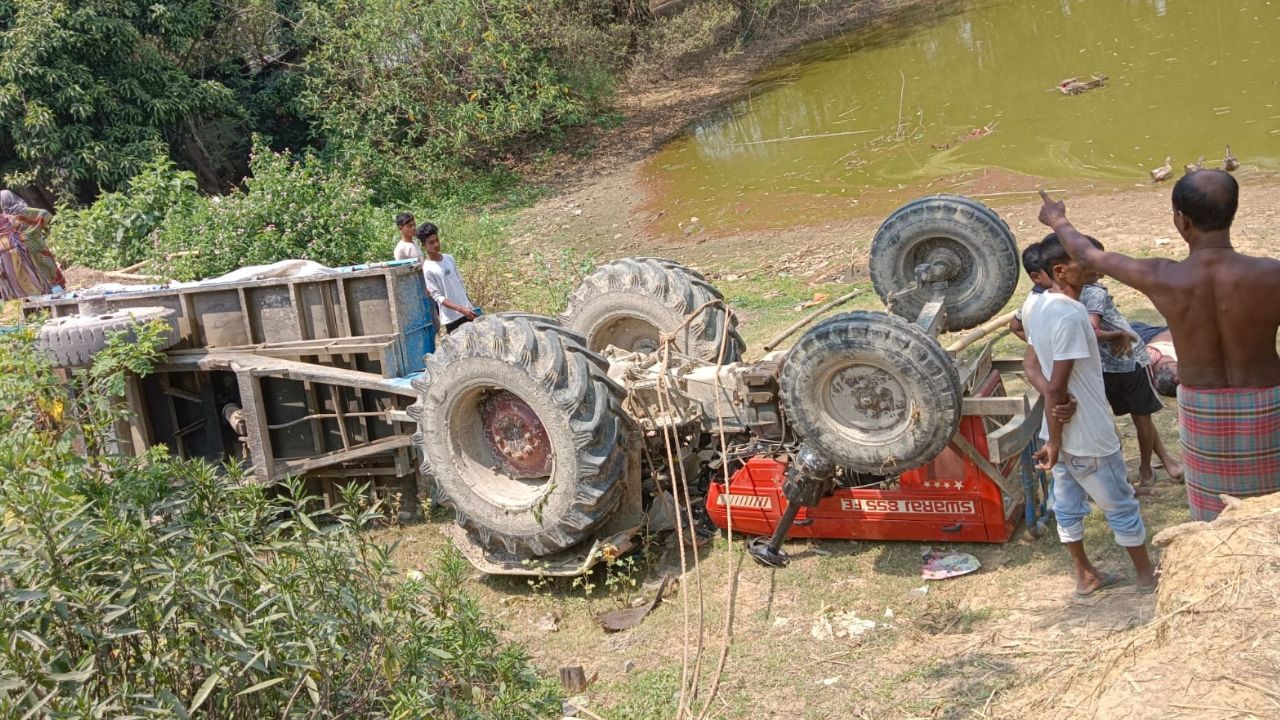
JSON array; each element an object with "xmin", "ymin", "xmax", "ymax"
[{"xmin": 641, "ymin": 0, "xmax": 1280, "ymax": 238}]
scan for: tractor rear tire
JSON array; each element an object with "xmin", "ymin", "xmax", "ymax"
[
  {"xmin": 780, "ymin": 311, "xmax": 961, "ymax": 474},
  {"xmin": 561, "ymin": 257, "xmax": 744, "ymax": 362},
  {"xmin": 869, "ymin": 195, "xmax": 1019, "ymax": 331},
  {"xmin": 36, "ymin": 307, "xmax": 179, "ymax": 368},
  {"xmin": 409, "ymin": 314, "xmax": 638, "ymax": 557}
]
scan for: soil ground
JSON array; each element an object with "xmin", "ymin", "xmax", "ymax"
[
  {"xmin": 381, "ymin": 2, "xmax": 1280, "ymax": 717},
  {"xmin": 401, "ymin": 154, "xmax": 1280, "ymax": 719}
]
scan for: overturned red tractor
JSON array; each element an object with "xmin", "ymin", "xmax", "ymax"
[{"xmin": 25, "ymin": 195, "xmax": 1048, "ymax": 573}]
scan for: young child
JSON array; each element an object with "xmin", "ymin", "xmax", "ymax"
[
  {"xmin": 1009, "ymin": 243, "xmax": 1054, "ymax": 341},
  {"xmin": 1077, "ymin": 237, "xmax": 1184, "ymax": 489},
  {"xmin": 392, "ymin": 212, "xmax": 422, "ymax": 261},
  {"xmin": 1022, "ymin": 235, "xmax": 1157, "ymax": 597}
]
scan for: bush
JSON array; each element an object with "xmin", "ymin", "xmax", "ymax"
[
  {"xmin": 302, "ymin": 0, "xmax": 627, "ymax": 190},
  {"xmin": 51, "ymin": 157, "xmax": 202, "ymax": 270},
  {"xmin": 0, "ymin": 324, "xmax": 560, "ymax": 718},
  {"xmin": 154, "ymin": 141, "xmax": 388, "ymax": 279}
]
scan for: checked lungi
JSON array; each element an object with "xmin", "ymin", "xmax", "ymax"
[{"xmin": 1177, "ymin": 384, "xmax": 1280, "ymax": 521}]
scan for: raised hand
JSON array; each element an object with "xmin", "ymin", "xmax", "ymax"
[{"xmin": 1038, "ymin": 189, "xmax": 1067, "ymax": 228}]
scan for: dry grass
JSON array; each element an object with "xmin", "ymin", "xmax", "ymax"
[{"xmin": 994, "ymin": 493, "xmax": 1280, "ymax": 720}]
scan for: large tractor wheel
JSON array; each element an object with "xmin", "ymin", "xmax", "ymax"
[
  {"xmin": 869, "ymin": 195, "xmax": 1019, "ymax": 332},
  {"xmin": 780, "ymin": 311, "xmax": 961, "ymax": 474},
  {"xmin": 561, "ymin": 257, "xmax": 745, "ymax": 362},
  {"xmin": 36, "ymin": 307, "xmax": 179, "ymax": 368},
  {"xmin": 409, "ymin": 314, "xmax": 638, "ymax": 557}
]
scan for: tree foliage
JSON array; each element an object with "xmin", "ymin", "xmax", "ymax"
[
  {"xmin": 302, "ymin": 0, "xmax": 623, "ymax": 160},
  {"xmin": 0, "ymin": 0, "xmax": 239, "ymax": 201},
  {"xmin": 1, "ymin": 0, "xmax": 630, "ymax": 205}
]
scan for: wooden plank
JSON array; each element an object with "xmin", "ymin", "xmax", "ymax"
[
  {"xmin": 160, "ymin": 376, "xmax": 186, "ymax": 458},
  {"xmin": 157, "ymin": 353, "xmax": 421, "ymax": 397},
  {"xmin": 179, "ymin": 291, "xmax": 199, "ymax": 347},
  {"xmin": 351, "ymin": 386, "xmax": 371, "ymax": 444},
  {"xmin": 301, "ymin": 381, "xmax": 326, "ymax": 454},
  {"xmin": 276, "ymin": 435, "xmax": 412, "ymax": 474},
  {"xmin": 988, "ymin": 390, "xmax": 1045, "ymax": 465},
  {"xmin": 162, "ymin": 383, "xmax": 203, "ymax": 403},
  {"xmin": 236, "ymin": 373, "xmax": 276, "ymax": 484},
  {"xmin": 328, "ymin": 384, "xmax": 352, "ymax": 450},
  {"xmin": 289, "ymin": 282, "xmax": 310, "ymax": 341},
  {"xmin": 123, "ymin": 374, "xmax": 153, "ymax": 453},
  {"xmin": 957, "ymin": 340, "xmax": 994, "ymax": 392},
  {"xmin": 307, "ymin": 466, "xmax": 403, "ymax": 478},
  {"xmin": 163, "ymin": 334, "xmax": 398, "ymax": 356},
  {"xmin": 237, "ymin": 287, "xmax": 256, "ymax": 344},
  {"xmin": 335, "ymin": 277, "xmax": 353, "ymax": 337},
  {"xmin": 991, "ymin": 358, "xmax": 1025, "ymax": 374},
  {"xmin": 196, "ymin": 370, "xmax": 224, "ymax": 457},
  {"xmin": 950, "ymin": 431, "xmax": 1021, "ymax": 499},
  {"xmin": 961, "ymin": 395, "xmax": 1029, "ymax": 417},
  {"xmin": 319, "ymin": 280, "xmax": 340, "ymax": 338}
]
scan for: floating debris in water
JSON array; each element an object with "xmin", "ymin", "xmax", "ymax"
[{"xmin": 1057, "ymin": 74, "xmax": 1108, "ymax": 95}]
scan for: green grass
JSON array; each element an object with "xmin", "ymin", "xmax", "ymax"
[
  {"xmin": 714, "ymin": 274, "xmax": 881, "ymax": 354},
  {"xmin": 596, "ymin": 668, "xmax": 680, "ymax": 720}
]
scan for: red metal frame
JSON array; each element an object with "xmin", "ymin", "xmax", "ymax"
[{"xmin": 706, "ymin": 370, "xmax": 1025, "ymax": 543}]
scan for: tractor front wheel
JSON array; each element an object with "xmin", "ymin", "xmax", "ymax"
[{"xmin": 780, "ymin": 311, "xmax": 961, "ymax": 474}]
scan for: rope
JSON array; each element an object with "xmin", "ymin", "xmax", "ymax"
[
  {"xmin": 693, "ymin": 302, "xmax": 740, "ymax": 720},
  {"xmin": 653, "ymin": 297, "xmax": 741, "ymax": 719},
  {"xmin": 653, "ymin": 338, "xmax": 701, "ymax": 720}
]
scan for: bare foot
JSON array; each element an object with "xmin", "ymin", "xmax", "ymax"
[
  {"xmin": 1074, "ymin": 570, "xmax": 1124, "ymax": 598},
  {"xmin": 1133, "ymin": 485, "xmax": 1154, "ymax": 497},
  {"xmin": 1138, "ymin": 466, "xmax": 1155, "ymax": 486},
  {"xmin": 1164, "ymin": 459, "xmax": 1185, "ymax": 482}
]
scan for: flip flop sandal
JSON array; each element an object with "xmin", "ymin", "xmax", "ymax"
[
  {"xmin": 1073, "ymin": 571, "xmax": 1125, "ymax": 599},
  {"xmin": 1135, "ymin": 583, "xmax": 1158, "ymax": 595}
]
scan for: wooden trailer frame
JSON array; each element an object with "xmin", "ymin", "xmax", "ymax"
[{"xmin": 26, "ymin": 261, "xmax": 434, "ymax": 508}]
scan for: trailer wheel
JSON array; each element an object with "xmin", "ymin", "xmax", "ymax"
[
  {"xmin": 36, "ymin": 307, "xmax": 179, "ymax": 368},
  {"xmin": 870, "ymin": 195, "xmax": 1019, "ymax": 331},
  {"xmin": 561, "ymin": 257, "xmax": 744, "ymax": 362},
  {"xmin": 409, "ymin": 314, "xmax": 638, "ymax": 557},
  {"xmin": 780, "ymin": 311, "xmax": 961, "ymax": 473}
]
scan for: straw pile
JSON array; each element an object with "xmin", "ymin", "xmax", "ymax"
[{"xmin": 998, "ymin": 492, "xmax": 1280, "ymax": 719}]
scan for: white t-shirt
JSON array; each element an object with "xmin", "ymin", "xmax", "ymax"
[
  {"xmin": 1022, "ymin": 291, "xmax": 1120, "ymax": 457},
  {"xmin": 422, "ymin": 254, "xmax": 473, "ymax": 324},
  {"xmin": 394, "ymin": 239, "xmax": 422, "ymax": 261}
]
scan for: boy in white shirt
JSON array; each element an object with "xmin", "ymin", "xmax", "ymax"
[
  {"xmin": 1022, "ymin": 235, "xmax": 1157, "ymax": 597},
  {"xmin": 393, "ymin": 212, "xmax": 421, "ymax": 261},
  {"xmin": 416, "ymin": 223, "xmax": 477, "ymax": 333}
]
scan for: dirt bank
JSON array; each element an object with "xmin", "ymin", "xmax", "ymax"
[
  {"xmin": 996, "ymin": 492, "xmax": 1280, "ymax": 719},
  {"xmin": 512, "ymin": 0, "xmax": 1280, "ymax": 288}
]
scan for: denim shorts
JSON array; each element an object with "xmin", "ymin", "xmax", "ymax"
[{"xmin": 1052, "ymin": 449, "xmax": 1146, "ymax": 547}]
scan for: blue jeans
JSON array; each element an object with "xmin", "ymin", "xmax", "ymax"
[{"xmin": 1052, "ymin": 449, "xmax": 1146, "ymax": 547}]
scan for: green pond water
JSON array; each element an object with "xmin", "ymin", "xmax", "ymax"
[{"xmin": 644, "ymin": 0, "xmax": 1280, "ymax": 231}]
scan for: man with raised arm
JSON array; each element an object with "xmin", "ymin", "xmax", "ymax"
[
  {"xmin": 1022, "ymin": 236, "xmax": 1156, "ymax": 597},
  {"xmin": 1037, "ymin": 172, "xmax": 1280, "ymax": 520}
]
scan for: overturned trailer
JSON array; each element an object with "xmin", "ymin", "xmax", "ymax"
[
  {"xmin": 25, "ymin": 195, "xmax": 1051, "ymax": 574},
  {"xmin": 26, "ymin": 262, "xmax": 432, "ymax": 508}
]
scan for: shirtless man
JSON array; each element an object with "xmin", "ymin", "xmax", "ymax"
[{"xmin": 1037, "ymin": 171, "xmax": 1280, "ymax": 520}]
